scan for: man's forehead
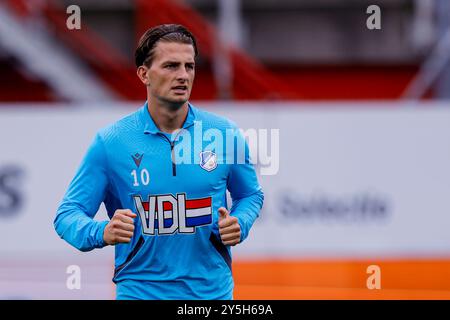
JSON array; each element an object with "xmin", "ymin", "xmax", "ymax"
[{"xmin": 153, "ymin": 42, "xmax": 195, "ymax": 62}]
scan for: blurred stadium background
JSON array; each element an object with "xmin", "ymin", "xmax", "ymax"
[{"xmin": 1, "ymin": 0, "xmax": 450, "ymax": 300}]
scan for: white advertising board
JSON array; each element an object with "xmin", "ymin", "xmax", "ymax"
[{"xmin": 1, "ymin": 102, "xmax": 450, "ymax": 298}]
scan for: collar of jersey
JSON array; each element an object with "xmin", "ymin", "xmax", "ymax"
[{"xmin": 141, "ymin": 101, "xmax": 197, "ymax": 135}]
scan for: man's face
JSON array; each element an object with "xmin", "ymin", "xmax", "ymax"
[{"xmin": 146, "ymin": 41, "xmax": 195, "ymax": 106}]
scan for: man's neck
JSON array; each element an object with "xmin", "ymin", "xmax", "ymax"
[{"xmin": 147, "ymin": 98, "xmax": 189, "ymax": 134}]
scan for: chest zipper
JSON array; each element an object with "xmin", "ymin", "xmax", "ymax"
[
  {"xmin": 158, "ymin": 132, "xmax": 181, "ymax": 177},
  {"xmin": 170, "ymin": 141, "xmax": 176, "ymax": 176}
]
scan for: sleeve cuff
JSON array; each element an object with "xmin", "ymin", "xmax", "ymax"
[{"xmin": 95, "ymin": 220, "xmax": 109, "ymax": 248}]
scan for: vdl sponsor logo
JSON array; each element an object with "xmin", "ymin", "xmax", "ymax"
[
  {"xmin": 279, "ymin": 190, "xmax": 390, "ymax": 224},
  {"xmin": 133, "ymin": 193, "xmax": 213, "ymax": 235},
  {"xmin": 0, "ymin": 165, "xmax": 25, "ymax": 218}
]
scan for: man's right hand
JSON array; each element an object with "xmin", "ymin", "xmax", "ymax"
[{"xmin": 103, "ymin": 209, "xmax": 136, "ymax": 245}]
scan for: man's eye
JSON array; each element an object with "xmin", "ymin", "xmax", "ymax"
[
  {"xmin": 165, "ymin": 64, "xmax": 177, "ymax": 69},
  {"xmin": 186, "ymin": 65, "xmax": 194, "ymax": 70}
]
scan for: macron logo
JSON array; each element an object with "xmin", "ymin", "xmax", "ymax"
[{"xmin": 132, "ymin": 153, "xmax": 144, "ymax": 168}]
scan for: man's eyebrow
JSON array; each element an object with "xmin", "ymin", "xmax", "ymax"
[{"xmin": 162, "ymin": 60, "xmax": 195, "ymax": 64}]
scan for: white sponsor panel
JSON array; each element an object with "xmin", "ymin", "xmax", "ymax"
[
  {"xmin": 1, "ymin": 102, "xmax": 450, "ymax": 298},
  {"xmin": 0, "ymin": 103, "xmax": 133, "ymax": 299},
  {"xmin": 225, "ymin": 104, "xmax": 450, "ymax": 259},
  {"xmin": 0, "ymin": 104, "xmax": 134, "ymax": 253}
]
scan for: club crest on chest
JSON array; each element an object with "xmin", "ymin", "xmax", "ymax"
[{"xmin": 199, "ymin": 151, "xmax": 217, "ymax": 172}]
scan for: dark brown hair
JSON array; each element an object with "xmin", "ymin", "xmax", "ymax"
[{"xmin": 134, "ymin": 24, "xmax": 199, "ymax": 68}]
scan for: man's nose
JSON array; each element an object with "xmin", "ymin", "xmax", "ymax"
[{"xmin": 176, "ymin": 68, "xmax": 189, "ymax": 82}]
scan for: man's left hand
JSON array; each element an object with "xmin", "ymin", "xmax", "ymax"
[{"xmin": 218, "ymin": 207, "xmax": 241, "ymax": 246}]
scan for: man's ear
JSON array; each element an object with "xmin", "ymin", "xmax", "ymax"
[{"xmin": 137, "ymin": 65, "xmax": 150, "ymax": 86}]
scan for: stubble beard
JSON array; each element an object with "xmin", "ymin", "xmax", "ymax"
[{"xmin": 159, "ymin": 93, "xmax": 189, "ymax": 112}]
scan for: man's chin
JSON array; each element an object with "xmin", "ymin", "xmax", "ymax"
[{"xmin": 161, "ymin": 96, "xmax": 189, "ymax": 110}]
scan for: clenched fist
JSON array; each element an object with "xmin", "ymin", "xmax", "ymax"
[
  {"xmin": 218, "ymin": 207, "xmax": 241, "ymax": 246},
  {"xmin": 103, "ymin": 209, "xmax": 136, "ymax": 245}
]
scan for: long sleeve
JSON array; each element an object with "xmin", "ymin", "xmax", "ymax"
[
  {"xmin": 54, "ymin": 133, "xmax": 109, "ymax": 252},
  {"xmin": 227, "ymin": 127, "xmax": 264, "ymax": 243}
]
